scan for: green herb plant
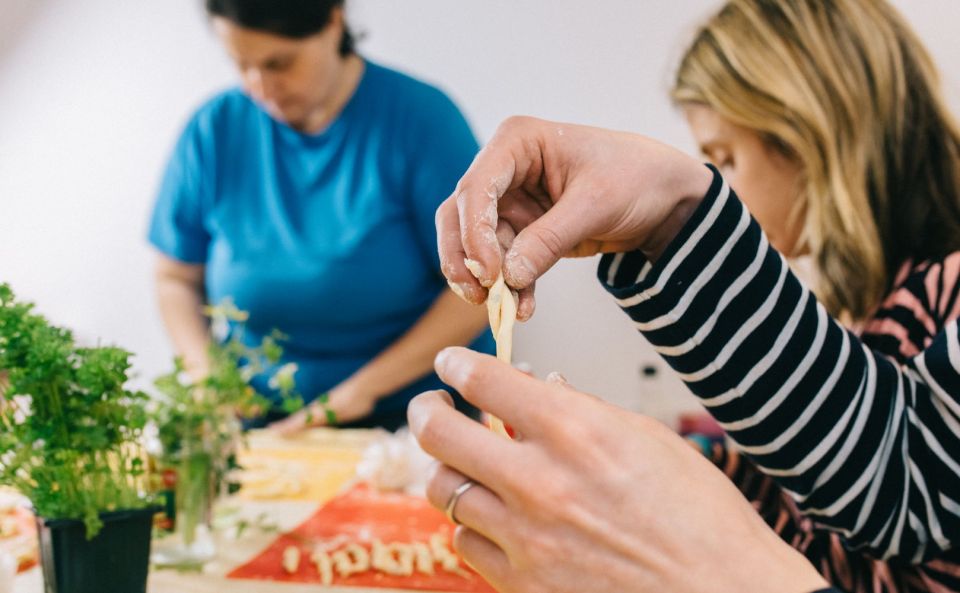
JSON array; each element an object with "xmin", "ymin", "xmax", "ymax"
[
  {"xmin": 150, "ymin": 299, "xmax": 302, "ymax": 547},
  {"xmin": 0, "ymin": 283, "xmax": 151, "ymax": 538}
]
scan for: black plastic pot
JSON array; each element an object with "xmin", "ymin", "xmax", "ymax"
[{"xmin": 36, "ymin": 506, "xmax": 159, "ymax": 593}]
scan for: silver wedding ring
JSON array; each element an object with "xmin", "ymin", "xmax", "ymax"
[{"xmin": 444, "ymin": 479, "xmax": 476, "ymax": 525}]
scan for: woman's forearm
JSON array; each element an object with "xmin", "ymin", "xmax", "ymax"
[
  {"xmin": 600, "ymin": 168, "xmax": 960, "ymax": 560},
  {"xmin": 154, "ymin": 255, "xmax": 210, "ymax": 380},
  {"xmin": 337, "ymin": 288, "xmax": 490, "ymax": 403}
]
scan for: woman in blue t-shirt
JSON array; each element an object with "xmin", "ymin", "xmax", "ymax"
[{"xmin": 149, "ymin": 0, "xmax": 494, "ymax": 431}]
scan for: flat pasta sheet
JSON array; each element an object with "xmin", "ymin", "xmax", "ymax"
[{"xmin": 227, "ymin": 484, "xmax": 495, "ymax": 592}]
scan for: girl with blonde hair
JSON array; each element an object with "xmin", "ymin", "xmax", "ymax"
[
  {"xmin": 411, "ymin": 1, "xmax": 960, "ymax": 592},
  {"xmin": 673, "ymin": 1, "xmax": 960, "ymax": 590}
]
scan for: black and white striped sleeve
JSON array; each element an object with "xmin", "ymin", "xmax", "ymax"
[{"xmin": 597, "ymin": 166, "xmax": 960, "ymax": 561}]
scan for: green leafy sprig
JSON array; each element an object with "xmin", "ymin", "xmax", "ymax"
[
  {"xmin": 151, "ymin": 299, "xmax": 304, "ymax": 459},
  {"xmin": 149, "ymin": 300, "xmax": 304, "ymax": 527}
]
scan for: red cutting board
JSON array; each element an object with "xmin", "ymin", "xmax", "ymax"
[{"xmin": 228, "ymin": 485, "xmax": 495, "ymax": 592}]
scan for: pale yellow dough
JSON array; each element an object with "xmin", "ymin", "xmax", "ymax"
[{"xmin": 486, "ymin": 272, "xmax": 518, "ymax": 437}]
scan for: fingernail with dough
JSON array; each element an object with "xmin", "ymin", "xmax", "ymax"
[
  {"xmin": 447, "ymin": 280, "xmax": 468, "ymax": 301},
  {"xmin": 463, "ymin": 258, "xmax": 486, "ymax": 283},
  {"xmin": 546, "ymin": 371, "xmax": 569, "ymax": 386},
  {"xmin": 518, "ymin": 294, "xmax": 536, "ymax": 321}
]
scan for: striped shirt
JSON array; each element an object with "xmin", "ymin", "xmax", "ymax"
[{"xmin": 598, "ymin": 167, "xmax": 960, "ymax": 591}]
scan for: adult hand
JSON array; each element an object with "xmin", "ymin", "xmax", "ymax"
[
  {"xmin": 438, "ymin": 116, "xmax": 712, "ymax": 319},
  {"xmin": 408, "ymin": 348, "xmax": 827, "ymax": 593},
  {"xmin": 269, "ymin": 384, "xmax": 376, "ymax": 435}
]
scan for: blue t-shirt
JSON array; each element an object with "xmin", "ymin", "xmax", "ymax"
[{"xmin": 149, "ymin": 60, "xmax": 494, "ymax": 418}]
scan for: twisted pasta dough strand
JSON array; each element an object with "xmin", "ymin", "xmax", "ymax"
[{"xmin": 486, "ymin": 272, "xmax": 518, "ymax": 437}]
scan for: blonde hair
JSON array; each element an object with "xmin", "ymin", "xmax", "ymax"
[{"xmin": 673, "ymin": 0, "xmax": 960, "ymax": 319}]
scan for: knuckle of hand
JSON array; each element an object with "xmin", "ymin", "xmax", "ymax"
[
  {"xmin": 531, "ymin": 484, "xmax": 567, "ymax": 518},
  {"xmin": 499, "ymin": 468, "xmax": 533, "ymax": 501},
  {"xmin": 632, "ymin": 413, "xmax": 665, "ymax": 437},
  {"xmin": 523, "ymin": 535, "xmax": 563, "ymax": 572},
  {"xmin": 500, "ymin": 115, "xmax": 529, "ymax": 133},
  {"xmin": 530, "ymin": 226, "xmax": 567, "ymax": 260},
  {"xmin": 435, "ymin": 200, "xmax": 452, "ymax": 228}
]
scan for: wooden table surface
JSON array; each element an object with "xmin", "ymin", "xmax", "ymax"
[{"xmin": 15, "ymin": 428, "xmax": 463, "ymax": 593}]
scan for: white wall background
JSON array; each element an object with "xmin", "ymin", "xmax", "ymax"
[{"xmin": 1, "ymin": 0, "xmax": 958, "ymax": 422}]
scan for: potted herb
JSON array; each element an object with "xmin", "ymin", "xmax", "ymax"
[
  {"xmin": 150, "ymin": 300, "xmax": 302, "ymax": 567},
  {"xmin": 0, "ymin": 283, "xmax": 156, "ymax": 593}
]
